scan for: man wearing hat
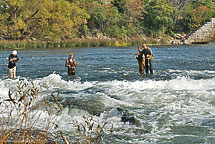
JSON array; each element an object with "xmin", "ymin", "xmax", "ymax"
[{"xmin": 8, "ymin": 50, "xmax": 19, "ymax": 79}]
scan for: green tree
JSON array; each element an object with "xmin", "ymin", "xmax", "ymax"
[
  {"xmin": 175, "ymin": 3, "xmax": 195, "ymax": 33},
  {"xmin": 177, "ymin": 0, "xmax": 215, "ymax": 34},
  {"xmin": 142, "ymin": 0, "xmax": 177, "ymax": 37},
  {"xmin": 84, "ymin": 1, "xmax": 122, "ymax": 38},
  {"xmin": 111, "ymin": 0, "xmax": 126, "ymax": 13},
  {"xmin": 0, "ymin": 0, "xmax": 25, "ymax": 39},
  {"xmin": 0, "ymin": 0, "xmax": 89, "ymax": 41},
  {"xmin": 110, "ymin": 0, "xmax": 144, "ymax": 38}
]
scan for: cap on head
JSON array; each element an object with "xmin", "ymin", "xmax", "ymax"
[{"xmin": 12, "ymin": 50, "xmax": 17, "ymax": 55}]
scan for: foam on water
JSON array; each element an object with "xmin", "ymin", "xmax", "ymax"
[
  {"xmin": 1, "ymin": 45, "xmax": 215, "ymax": 142},
  {"xmin": 1, "ymin": 72, "xmax": 215, "ymax": 113},
  {"xmin": 0, "ymin": 72, "xmax": 215, "ymax": 143},
  {"xmin": 35, "ymin": 73, "xmax": 94, "ymax": 91},
  {"xmin": 1, "ymin": 73, "xmax": 214, "ymax": 97},
  {"xmin": 107, "ymin": 78, "xmax": 213, "ymax": 91}
]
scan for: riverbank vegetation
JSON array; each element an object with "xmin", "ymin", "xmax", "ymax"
[
  {"xmin": 0, "ymin": 0, "xmax": 215, "ymax": 48},
  {"xmin": 0, "ymin": 38, "xmax": 161, "ymax": 49}
]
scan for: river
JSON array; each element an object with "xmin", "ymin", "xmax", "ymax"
[{"xmin": 0, "ymin": 45, "xmax": 215, "ymax": 143}]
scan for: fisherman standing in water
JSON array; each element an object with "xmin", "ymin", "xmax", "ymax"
[
  {"xmin": 132, "ymin": 47, "xmax": 145, "ymax": 74},
  {"xmin": 8, "ymin": 50, "xmax": 19, "ymax": 79},
  {"xmin": 65, "ymin": 53, "xmax": 79, "ymax": 76},
  {"xmin": 140, "ymin": 44, "xmax": 153, "ymax": 74}
]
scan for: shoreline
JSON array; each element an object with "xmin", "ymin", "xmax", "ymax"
[
  {"xmin": 0, "ymin": 38, "xmax": 183, "ymax": 50},
  {"xmin": 1, "ymin": 38, "xmax": 212, "ymax": 50}
]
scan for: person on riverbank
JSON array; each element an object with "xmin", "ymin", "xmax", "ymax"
[
  {"xmin": 140, "ymin": 44, "xmax": 153, "ymax": 74},
  {"xmin": 65, "ymin": 53, "xmax": 79, "ymax": 76},
  {"xmin": 8, "ymin": 50, "xmax": 19, "ymax": 79},
  {"xmin": 132, "ymin": 47, "xmax": 145, "ymax": 74}
]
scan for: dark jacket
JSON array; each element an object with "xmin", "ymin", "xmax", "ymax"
[
  {"xmin": 140, "ymin": 48, "xmax": 152, "ymax": 60},
  {"xmin": 8, "ymin": 54, "xmax": 19, "ymax": 69}
]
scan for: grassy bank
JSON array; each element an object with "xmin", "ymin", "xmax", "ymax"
[{"xmin": 0, "ymin": 38, "xmax": 162, "ymax": 49}]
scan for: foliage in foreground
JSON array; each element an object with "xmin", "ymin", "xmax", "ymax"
[
  {"xmin": 0, "ymin": 81, "xmax": 111, "ymax": 143},
  {"xmin": 0, "ymin": 81, "xmax": 50, "ymax": 143}
]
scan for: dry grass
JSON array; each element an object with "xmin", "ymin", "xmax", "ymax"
[
  {"xmin": 0, "ymin": 81, "xmax": 113, "ymax": 143},
  {"xmin": 73, "ymin": 116, "xmax": 110, "ymax": 143},
  {"xmin": 0, "ymin": 81, "xmax": 54, "ymax": 143},
  {"xmin": 0, "ymin": 38, "xmax": 160, "ymax": 49}
]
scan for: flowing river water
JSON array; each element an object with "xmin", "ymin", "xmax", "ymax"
[{"xmin": 0, "ymin": 45, "xmax": 215, "ymax": 143}]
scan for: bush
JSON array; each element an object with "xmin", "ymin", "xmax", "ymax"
[
  {"xmin": 0, "ymin": 81, "xmax": 52, "ymax": 143},
  {"xmin": 0, "ymin": 81, "xmax": 112, "ymax": 143}
]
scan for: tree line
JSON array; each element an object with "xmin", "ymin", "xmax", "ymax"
[{"xmin": 0, "ymin": 0, "xmax": 215, "ymax": 41}]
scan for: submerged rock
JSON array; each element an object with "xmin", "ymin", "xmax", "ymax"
[
  {"xmin": 116, "ymin": 107, "xmax": 142, "ymax": 127},
  {"xmin": 61, "ymin": 96, "xmax": 106, "ymax": 116},
  {"xmin": 31, "ymin": 92, "xmax": 106, "ymax": 116}
]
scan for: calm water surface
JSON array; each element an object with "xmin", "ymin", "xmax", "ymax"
[{"xmin": 0, "ymin": 45, "xmax": 215, "ymax": 143}]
